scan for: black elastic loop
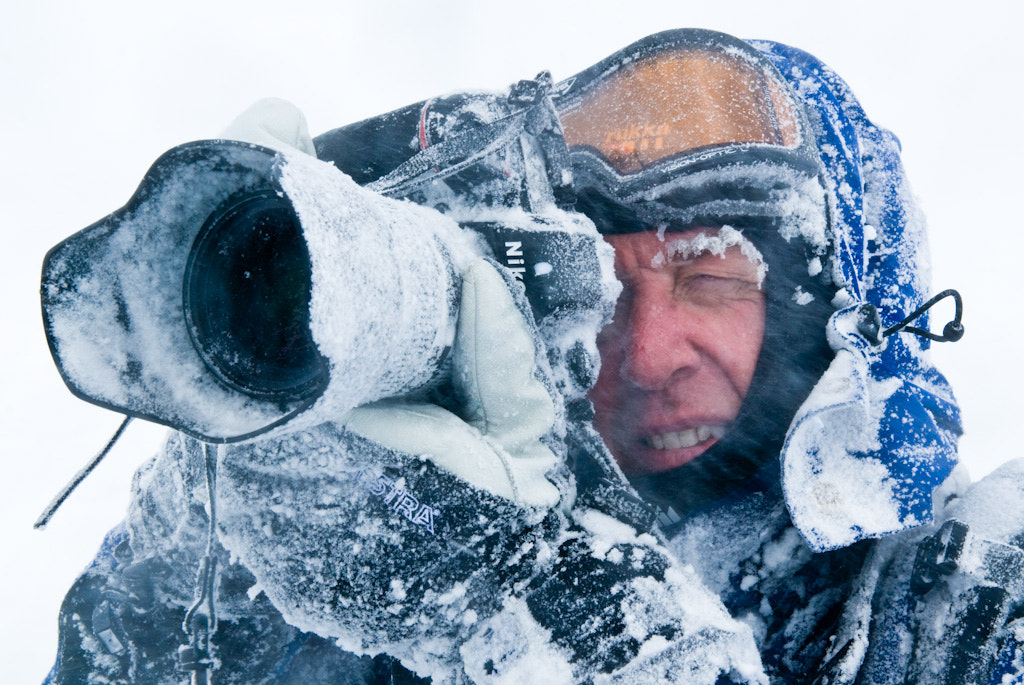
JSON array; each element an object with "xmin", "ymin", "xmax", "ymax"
[{"xmin": 883, "ymin": 289, "xmax": 964, "ymax": 343}]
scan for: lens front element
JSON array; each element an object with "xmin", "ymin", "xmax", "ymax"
[{"xmin": 185, "ymin": 190, "xmax": 327, "ymax": 403}]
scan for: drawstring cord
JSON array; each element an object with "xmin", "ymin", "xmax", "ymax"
[
  {"xmin": 857, "ymin": 289, "xmax": 965, "ymax": 346},
  {"xmin": 36, "ymin": 421, "xmax": 222, "ymax": 682},
  {"xmin": 34, "ymin": 416, "xmax": 133, "ymax": 529},
  {"xmin": 179, "ymin": 442, "xmax": 220, "ymax": 685}
]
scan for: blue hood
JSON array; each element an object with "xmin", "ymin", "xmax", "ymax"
[{"xmin": 752, "ymin": 41, "xmax": 963, "ymax": 551}]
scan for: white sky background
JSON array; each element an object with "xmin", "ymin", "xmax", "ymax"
[{"xmin": 2, "ymin": 0, "xmax": 1021, "ymax": 680}]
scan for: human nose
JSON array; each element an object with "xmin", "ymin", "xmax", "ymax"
[{"xmin": 618, "ymin": 287, "xmax": 701, "ymax": 391}]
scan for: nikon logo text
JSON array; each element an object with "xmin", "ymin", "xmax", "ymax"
[{"xmin": 504, "ymin": 241, "xmax": 526, "ymax": 281}]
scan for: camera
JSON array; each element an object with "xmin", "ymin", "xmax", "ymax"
[{"xmin": 41, "ymin": 81, "xmax": 615, "ymax": 443}]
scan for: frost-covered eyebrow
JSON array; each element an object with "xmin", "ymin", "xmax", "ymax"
[{"xmin": 651, "ymin": 226, "xmax": 767, "ymax": 287}]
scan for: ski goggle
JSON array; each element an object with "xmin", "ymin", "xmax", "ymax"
[{"xmin": 551, "ymin": 29, "xmax": 825, "ymax": 235}]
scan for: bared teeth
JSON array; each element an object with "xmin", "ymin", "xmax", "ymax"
[{"xmin": 646, "ymin": 426, "xmax": 724, "ymax": 450}]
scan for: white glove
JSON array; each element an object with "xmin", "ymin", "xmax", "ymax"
[
  {"xmin": 344, "ymin": 259, "xmax": 562, "ymax": 508},
  {"xmin": 221, "ymin": 97, "xmax": 317, "ymax": 156}
]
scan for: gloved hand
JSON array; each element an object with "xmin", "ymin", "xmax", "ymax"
[
  {"xmin": 221, "ymin": 98, "xmax": 565, "ymax": 510},
  {"xmin": 213, "ymin": 260, "xmax": 764, "ymax": 684},
  {"xmin": 344, "ymin": 258, "xmax": 563, "ymax": 509}
]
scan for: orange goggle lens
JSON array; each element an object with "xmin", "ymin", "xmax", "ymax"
[{"xmin": 558, "ymin": 48, "xmax": 802, "ymax": 175}]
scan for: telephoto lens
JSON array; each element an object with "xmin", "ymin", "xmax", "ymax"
[{"xmin": 41, "ymin": 140, "xmax": 485, "ymax": 442}]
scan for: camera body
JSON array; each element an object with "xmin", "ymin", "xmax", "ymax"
[{"xmin": 42, "ymin": 79, "xmax": 616, "ymax": 443}]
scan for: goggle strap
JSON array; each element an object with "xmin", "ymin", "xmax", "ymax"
[{"xmin": 366, "ymin": 107, "xmax": 528, "ymax": 198}]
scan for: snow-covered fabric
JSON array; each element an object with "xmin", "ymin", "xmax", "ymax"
[
  {"xmin": 48, "ymin": 420, "xmax": 767, "ymax": 684},
  {"xmin": 45, "ymin": 435, "xmax": 394, "ymax": 685},
  {"xmin": 808, "ymin": 461, "xmax": 1024, "ymax": 684}
]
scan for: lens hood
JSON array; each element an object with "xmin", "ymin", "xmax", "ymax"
[{"xmin": 41, "ymin": 141, "xmax": 324, "ymax": 440}]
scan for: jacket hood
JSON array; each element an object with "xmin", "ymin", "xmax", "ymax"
[{"xmin": 752, "ymin": 40, "xmax": 962, "ymax": 551}]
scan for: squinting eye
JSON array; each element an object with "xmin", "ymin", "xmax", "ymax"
[{"xmin": 674, "ymin": 274, "xmax": 762, "ymax": 307}]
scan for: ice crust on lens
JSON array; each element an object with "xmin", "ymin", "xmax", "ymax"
[
  {"xmin": 42, "ymin": 142, "xmax": 494, "ymax": 442},
  {"xmin": 268, "ymin": 150, "xmax": 489, "ymax": 435}
]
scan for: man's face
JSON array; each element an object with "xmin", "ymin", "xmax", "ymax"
[{"xmin": 590, "ymin": 228, "xmax": 766, "ymax": 475}]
